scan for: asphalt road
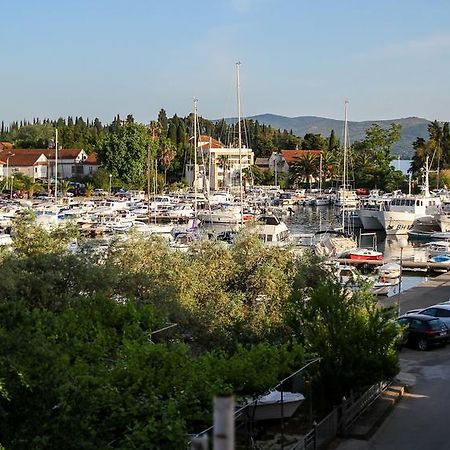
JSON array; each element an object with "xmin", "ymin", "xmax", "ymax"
[{"xmin": 336, "ymin": 271, "xmax": 450, "ymax": 450}]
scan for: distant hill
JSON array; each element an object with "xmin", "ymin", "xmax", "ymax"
[{"xmin": 243, "ymin": 114, "xmax": 430, "ymax": 158}]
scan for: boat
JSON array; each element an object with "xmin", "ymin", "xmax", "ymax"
[
  {"xmin": 372, "ymin": 277, "xmax": 399, "ymax": 296},
  {"xmin": 313, "ymin": 195, "xmax": 330, "ymax": 206},
  {"xmin": 430, "ymin": 231, "xmax": 450, "ymax": 241},
  {"xmin": 348, "ymin": 248, "xmax": 383, "ymax": 261},
  {"xmin": 378, "ymin": 157, "xmax": 441, "ymax": 235},
  {"xmin": 378, "ymin": 262, "xmax": 401, "ymax": 279},
  {"xmin": 429, "ymin": 254, "xmax": 450, "ymax": 263},
  {"xmin": 0, "ymin": 233, "xmax": 12, "ymax": 246},
  {"xmin": 255, "ymin": 214, "xmax": 290, "ymax": 246},
  {"xmin": 242, "ymin": 390, "xmax": 305, "ymax": 421},
  {"xmin": 313, "ymin": 230, "xmax": 357, "ymax": 258},
  {"xmin": 426, "ymin": 241, "xmax": 450, "ymax": 257}
]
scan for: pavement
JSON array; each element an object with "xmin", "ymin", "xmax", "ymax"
[{"xmin": 333, "ymin": 271, "xmax": 450, "ymax": 450}]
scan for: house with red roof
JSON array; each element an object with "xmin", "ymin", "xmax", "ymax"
[
  {"xmin": 46, "ymin": 148, "xmax": 99, "ymax": 178},
  {"xmin": 0, "ymin": 149, "xmax": 49, "ymax": 180},
  {"xmin": 0, "ymin": 147, "xmax": 100, "ymax": 181},
  {"xmin": 268, "ymin": 149, "xmax": 322, "ymax": 174}
]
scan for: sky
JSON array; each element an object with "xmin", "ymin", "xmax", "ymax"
[{"xmin": 2, "ymin": 0, "xmax": 450, "ymax": 124}]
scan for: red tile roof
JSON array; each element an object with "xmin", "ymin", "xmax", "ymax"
[
  {"xmin": 0, "ymin": 150, "xmax": 46, "ymax": 166},
  {"xmin": 46, "ymin": 148, "xmax": 84, "ymax": 159},
  {"xmin": 84, "ymin": 152, "xmax": 98, "ymax": 164},
  {"xmin": 196, "ymin": 135, "xmax": 224, "ymax": 149},
  {"xmin": 281, "ymin": 150, "xmax": 322, "ymax": 165}
]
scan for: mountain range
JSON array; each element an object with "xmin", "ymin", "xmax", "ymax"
[{"xmin": 244, "ymin": 114, "xmax": 430, "ymax": 158}]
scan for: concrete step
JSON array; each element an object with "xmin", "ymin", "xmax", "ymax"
[{"xmin": 346, "ymin": 385, "xmax": 404, "ymax": 440}]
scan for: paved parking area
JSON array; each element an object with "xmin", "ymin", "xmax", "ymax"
[{"xmin": 337, "ymin": 272, "xmax": 450, "ymax": 450}]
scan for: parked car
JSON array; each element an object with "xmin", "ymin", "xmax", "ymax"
[
  {"xmin": 405, "ymin": 304, "xmax": 450, "ymax": 329},
  {"xmin": 396, "ymin": 314, "xmax": 448, "ymax": 350}
]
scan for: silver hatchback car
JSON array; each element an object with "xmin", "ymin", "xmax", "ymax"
[{"xmin": 406, "ymin": 303, "xmax": 450, "ymax": 329}]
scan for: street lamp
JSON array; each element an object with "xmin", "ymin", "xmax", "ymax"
[
  {"xmin": 109, "ymin": 173, "xmax": 112, "ymax": 196},
  {"xmin": 10, "ymin": 174, "xmax": 14, "ymax": 200},
  {"xmin": 397, "ymin": 245, "xmax": 404, "ymax": 316}
]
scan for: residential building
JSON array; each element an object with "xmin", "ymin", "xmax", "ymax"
[
  {"xmin": 187, "ymin": 135, "xmax": 254, "ymax": 191},
  {"xmin": 269, "ymin": 150, "xmax": 322, "ymax": 174},
  {"xmin": 0, "ymin": 148, "xmax": 100, "ymax": 180},
  {"xmin": 0, "ymin": 150, "xmax": 48, "ymax": 180}
]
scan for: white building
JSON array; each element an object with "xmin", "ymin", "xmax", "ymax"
[{"xmin": 186, "ymin": 135, "xmax": 254, "ymax": 191}]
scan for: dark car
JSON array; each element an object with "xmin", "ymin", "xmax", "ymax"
[{"xmin": 397, "ymin": 314, "xmax": 449, "ymax": 351}]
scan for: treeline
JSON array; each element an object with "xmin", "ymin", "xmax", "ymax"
[
  {"xmin": 1, "ymin": 112, "xmax": 408, "ymax": 191},
  {"xmin": 410, "ymin": 120, "xmax": 450, "ymax": 187}
]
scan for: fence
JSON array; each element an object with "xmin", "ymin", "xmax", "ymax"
[
  {"xmin": 189, "ymin": 364, "xmax": 389, "ymax": 450},
  {"xmin": 289, "ymin": 380, "xmax": 389, "ymax": 450}
]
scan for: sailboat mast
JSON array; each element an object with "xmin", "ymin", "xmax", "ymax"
[
  {"xmin": 343, "ymin": 100, "xmax": 349, "ymax": 190},
  {"xmin": 319, "ymin": 153, "xmax": 323, "ymax": 193},
  {"xmin": 236, "ymin": 61, "xmax": 244, "ymax": 226},
  {"xmin": 54, "ymin": 128, "xmax": 58, "ymax": 204},
  {"xmin": 342, "ymin": 100, "xmax": 349, "ymax": 230},
  {"xmin": 193, "ymin": 97, "xmax": 198, "ymax": 221}
]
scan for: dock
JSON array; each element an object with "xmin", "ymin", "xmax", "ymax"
[{"xmin": 336, "ymin": 258, "xmax": 450, "ymax": 273}]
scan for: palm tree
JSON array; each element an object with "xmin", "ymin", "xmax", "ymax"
[
  {"xmin": 21, "ymin": 176, "xmax": 42, "ymax": 199},
  {"xmin": 59, "ymin": 179, "xmax": 71, "ymax": 197},
  {"xmin": 217, "ymin": 155, "xmax": 230, "ymax": 188},
  {"xmin": 158, "ymin": 138, "xmax": 177, "ymax": 184},
  {"xmin": 292, "ymin": 153, "xmax": 319, "ymax": 189},
  {"xmin": 84, "ymin": 182, "xmax": 94, "ymax": 198}
]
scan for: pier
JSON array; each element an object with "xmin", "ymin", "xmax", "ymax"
[{"xmin": 336, "ymin": 258, "xmax": 450, "ymax": 273}]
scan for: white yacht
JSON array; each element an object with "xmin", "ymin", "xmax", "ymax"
[
  {"xmin": 378, "ymin": 159, "xmax": 441, "ymax": 235},
  {"xmin": 334, "ymin": 187, "xmax": 359, "ymax": 208},
  {"xmin": 378, "ymin": 195, "xmax": 441, "ymax": 235},
  {"xmin": 255, "ymin": 214, "xmax": 290, "ymax": 246}
]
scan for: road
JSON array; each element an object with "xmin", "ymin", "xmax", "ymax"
[
  {"xmin": 336, "ymin": 345, "xmax": 450, "ymax": 450},
  {"xmin": 336, "ymin": 271, "xmax": 450, "ymax": 450}
]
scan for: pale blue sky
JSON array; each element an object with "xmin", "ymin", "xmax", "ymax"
[{"xmin": 2, "ymin": 0, "xmax": 450, "ymax": 124}]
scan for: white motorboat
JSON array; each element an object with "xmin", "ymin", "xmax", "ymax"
[
  {"xmin": 426, "ymin": 241, "xmax": 450, "ymax": 258},
  {"xmin": 198, "ymin": 206, "xmax": 244, "ymax": 224},
  {"xmin": 313, "ymin": 195, "xmax": 330, "ymax": 206},
  {"xmin": 378, "ymin": 158, "xmax": 441, "ymax": 235},
  {"xmin": 372, "ymin": 278, "xmax": 399, "ymax": 296},
  {"xmin": 242, "ymin": 390, "xmax": 305, "ymax": 421},
  {"xmin": 255, "ymin": 214, "xmax": 290, "ymax": 246},
  {"xmin": 0, "ymin": 234, "xmax": 13, "ymax": 246},
  {"xmin": 314, "ymin": 231, "xmax": 357, "ymax": 258},
  {"xmin": 378, "ymin": 262, "xmax": 401, "ymax": 279}
]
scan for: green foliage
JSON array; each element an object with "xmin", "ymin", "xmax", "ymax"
[
  {"xmin": 9, "ymin": 123, "xmax": 54, "ymax": 148},
  {"xmin": 12, "ymin": 211, "xmax": 79, "ymax": 257},
  {"xmin": 288, "ymin": 280, "xmax": 400, "ymax": 404},
  {"xmin": 97, "ymin": 122, "xmax": 152, "ymax": 187},
  {"xmin": 0, "ymin": 215, "xmax": 402, "ymax": 447}
]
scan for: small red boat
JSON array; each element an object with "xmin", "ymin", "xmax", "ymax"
[{"xmin": 348, "ymin": 248, "xmax": 383, "ymax": 261}]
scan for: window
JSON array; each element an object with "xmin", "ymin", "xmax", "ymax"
[
  {"xmin": 436, "ymin": 308, "xmax": 450, "ymax": 318},
  {"xmin": 422, "ymin": 308, "xmax": 437, "ymax": 317},
  {"xmin": 410, "ymin": 319, "xmax": 425, "ymax": 329}
]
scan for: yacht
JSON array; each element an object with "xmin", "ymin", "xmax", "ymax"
[
  {"xmin": 378, "ymin": 158, "xmax": 441, "ymax": 235},
  {"xmin": 255, "ymin": 214, "xmax": 290, "ymax": 246},
  {"xmin": 378, "ymin": 195, "xmax": 441, "ymax": 235}
]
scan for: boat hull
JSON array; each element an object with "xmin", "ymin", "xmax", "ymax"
[{"xmin": 349, "ymin": 253, "xmax": 383, "ymax": 261}]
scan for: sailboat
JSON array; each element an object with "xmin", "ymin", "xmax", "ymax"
[
  {"xmin": 313, "ymin": 153, "xmax": 330, "ymax": 206},
  {"xmin": 335, "ymin": 102, "xmax": 358, "ymax": 209}
]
